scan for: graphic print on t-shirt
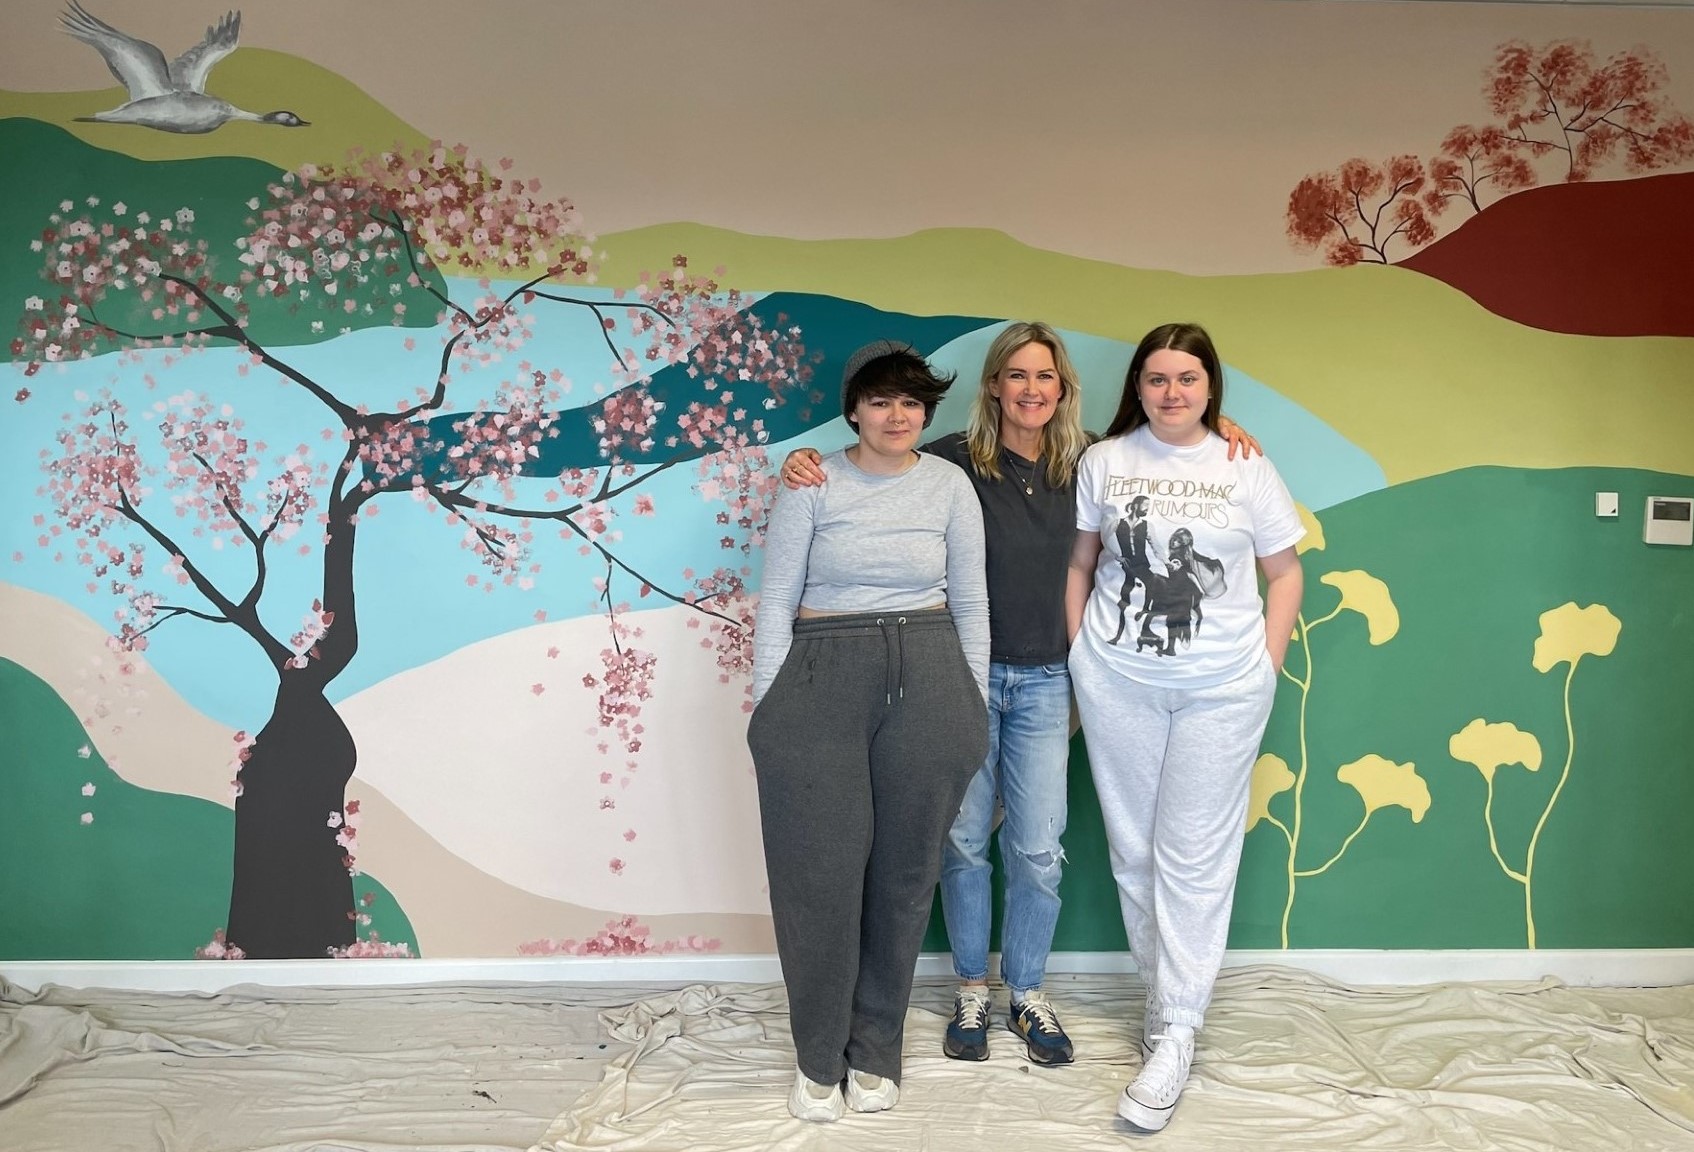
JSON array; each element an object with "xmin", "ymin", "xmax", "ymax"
[{"xmin": 1105, "ymin": 482, "xmax": 1229, "ymax": 658}]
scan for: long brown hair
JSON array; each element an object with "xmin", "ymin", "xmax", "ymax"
[{"xmin": 1105, "ymin": 322, "xmax": 1225, "ymax": 439}]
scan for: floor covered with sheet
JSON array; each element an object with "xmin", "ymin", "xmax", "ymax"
[{"xmin": 3, "ymin": 967, "xmax": 1691, "ymax": 1151}]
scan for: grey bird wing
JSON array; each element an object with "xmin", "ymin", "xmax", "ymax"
[
  {"xmin": 60, "ymin": 0, "xmax": 173, "ymax": 102},
  {"xmin": 168, "ymin": 10, "xmax": 241, "ymax": 95}
]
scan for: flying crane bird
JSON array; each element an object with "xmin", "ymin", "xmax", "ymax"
[{"xmin": 61, "ymin": 1, "xmax": 309, "ymax": 134}]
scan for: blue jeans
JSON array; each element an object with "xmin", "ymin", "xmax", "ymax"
[{"xmin": 939, "ymin": 660, "xmax": 1072, "ymax": 998}]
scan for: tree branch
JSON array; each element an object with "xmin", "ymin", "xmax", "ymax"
[
  {"xmin": 155, "ymin": 272, "xmax": 360, "ymax": 424},
  {"xmin": 111, "ymin": 484, "xmax": 291, "ymax": 665},
  {"xmin": 131, "ymin": 603, "xmax": 231, "ymax": 640},
  {"xmin": 428, "ymin": 483, "xmax": 742, "ymax": 630},
  {"xmin": 189, "ymin": 451, "xmax": 263, "ymax": 549}
]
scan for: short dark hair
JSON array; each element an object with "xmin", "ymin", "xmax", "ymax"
[
  {"xmin": 1106, "ymin": 322, "xmax": 1225, "ymax": 439},
  {"xmin": 842, "ymin": 348, "xmax": 955, "ymax": 430}
]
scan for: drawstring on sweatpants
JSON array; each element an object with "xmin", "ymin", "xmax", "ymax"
[{"xmin": 876, "ymin": 616, "xmax": 909, "ymax": 704}]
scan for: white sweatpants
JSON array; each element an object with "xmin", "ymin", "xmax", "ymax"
[{"xmin": 1068, "ymin": 637, "xmax": 1277, "ymax": 1029}]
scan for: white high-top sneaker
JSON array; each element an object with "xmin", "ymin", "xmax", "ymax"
[{"xmin": 1118, "ymin": 1023, "xmax": 1194, "ymax": 1132}]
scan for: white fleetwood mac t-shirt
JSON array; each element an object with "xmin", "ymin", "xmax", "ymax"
[{"xmin": 1075, "ymin": 426, "xmax": 1304, "ymax": 687}]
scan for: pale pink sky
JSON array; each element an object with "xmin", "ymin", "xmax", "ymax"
[{"xmin": 5, "ymin": 0, "xmax": 1692, "ymax": 272}]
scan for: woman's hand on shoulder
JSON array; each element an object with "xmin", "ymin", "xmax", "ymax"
[
  {"xmin": 1218, "ymin": 417, "xmax": 1261, "ymax": 461},
  {"xmin": 780, "ymin": 448, "xmax": 826, "ymax": 489}
]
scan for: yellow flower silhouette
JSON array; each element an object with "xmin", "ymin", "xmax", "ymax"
[
  {"xmin": 1336, "ymin": 754, "xmax": 1430, "ymax": 822},
  {"xmin": 1295, "ymin": 504, "xmax": 1326, "ymax": 555},
  {"xmin": 1448, "ymin": 718, "xmax": 1542, "ymax": 783},
  {"xmin": 1532, "ymin": 603, "xmax": 1620, "ymax": 673},
  {"xmin": 1319, "ymin": 570, "xmax": 1400, "ymax": 645},
  {"xmin": 1248, "ymin": 754, "xmax": 1295, "ymax": 832}
]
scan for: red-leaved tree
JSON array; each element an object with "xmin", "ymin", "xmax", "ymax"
[
  {"xmin": 1425, "ymin": 124, "xmax": 1539, "ymax": 215},
  {"xmin": 16, "ymin": 145, "xmax": 814, "ymax": 958},
  {"xmin": 1286, "ymin": 40, "xmax": 1694, "ymax": 262},
  {"xmin": 1285, "ymin": 155, "xmax": 1438, "ymax": 266},
  {"xmin": 1487, "ymin": 39, "xmax": 1694, "ymax": 182}
]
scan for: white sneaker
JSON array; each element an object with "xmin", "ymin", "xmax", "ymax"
[
  {"xmin": 843, "ymin": 1068, "xmax": 900, "ymax": 1113},
  {"xmin": 788, "ymin": 1066, "xmax": 843, "ymax": 1122},
  {"xmin": 1118, "ymin": 1024, "xmax": 1194, "ymax": 1132}
]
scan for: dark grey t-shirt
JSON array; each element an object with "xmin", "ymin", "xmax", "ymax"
[{"xmin": 923, "ymin": 432, "xmax": 1073, "ymax": 666}]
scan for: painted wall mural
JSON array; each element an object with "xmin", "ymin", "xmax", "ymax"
[{"xmin": 2, "ymin": 0, "xmax": 1690, "ymax": 963}]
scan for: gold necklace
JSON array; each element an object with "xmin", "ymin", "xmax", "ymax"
[{"xmin": 1004, "ymin": 450, "xmax": 1038, "ymax": 496}]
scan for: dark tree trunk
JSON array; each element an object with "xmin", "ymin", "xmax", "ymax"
[{"xmin": 224, "ymin": 677, "xmax": 358, "ymax": 958}]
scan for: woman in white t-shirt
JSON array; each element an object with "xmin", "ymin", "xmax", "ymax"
[{"xmin": 1064, "ymin": 322, "xmax": 1304, "ymax": 1134}]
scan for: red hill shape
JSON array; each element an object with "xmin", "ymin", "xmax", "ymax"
[{"xmin": 1397, "ymin": 170, "xmax": 1694, "ymax": 338}]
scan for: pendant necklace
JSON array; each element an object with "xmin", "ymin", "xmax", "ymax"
[{"xmin": 1005, "ymin": 451, "xmax": 1038, "ymax": 496}]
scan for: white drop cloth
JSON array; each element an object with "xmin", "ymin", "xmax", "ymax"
[
  {"xmin": 0, "ymin": 978, "xmax": 663, "ymax": 1152},
  {"xmin": 534, "ymin": 967, "xmax": 1694, "ymax": 1152}
]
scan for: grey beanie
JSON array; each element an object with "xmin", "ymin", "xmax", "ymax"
[{"xmin": 840, "ymin": 338, "xmax": 920, "ymax": 418}]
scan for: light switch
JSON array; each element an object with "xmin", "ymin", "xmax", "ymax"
[{"xmin": 1596, "ymin": 492, "xmax": 1618, "ymax": 518}]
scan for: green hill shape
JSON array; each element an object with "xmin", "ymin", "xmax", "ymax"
[
  {"xmin": 1, "ymin": 118, "xmax": 445, "ymax": 356},
  {"xmin": 926, "ymin": 464, "xmax": 1694, "ymax": 954},
  {"xmin": 0, "ymin": 47, "xmax": 431, "ymax": 170},
  {"xmin": 0, "ymin": 656, "xmax": 417, "ymax": 960},
  {"xmin": 7, "ymin": 98, "xmax": 1689, "ymax": 487},
  {"xmin": 592, "ymin": 224, "xmax": 1694, "ymax": 487}
]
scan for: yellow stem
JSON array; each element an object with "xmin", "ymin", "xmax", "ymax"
[
  {"xmin": 1295, "ymin": 811, "xmax": 1371, "ymax": 878},
  {"xmin": 1483, "ymin": 774, "xmax": 1528, "ymax": 884},
  {"xmin": 1280, "ymin": 612, "xmax": 1315, "ymax": 949},
  {"xmin": 1522, "ymin": 663, "xmax": 1579, "ymax": 950}
]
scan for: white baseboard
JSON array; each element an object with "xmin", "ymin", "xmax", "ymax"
[{"xmin": 5, "ymin": 949, "xmax": 1691, "ymax": 995}]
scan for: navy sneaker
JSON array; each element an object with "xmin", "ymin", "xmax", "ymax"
[
  {"xmin": 943, "ymin": 986, "xmax": 991, "ymax": 1061},
  {"xmin": 1008, "ymin": 991, "xmax": 1074, "ymax": 1066}
]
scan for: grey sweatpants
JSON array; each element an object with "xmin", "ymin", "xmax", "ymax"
[
  {"xmin": 747, "ymin": 609, "xmax": 989, "ymax": 1086},
  {"xmin": 1069, "ymin": 637, "xmax": 1277, "ymax": 1030}
]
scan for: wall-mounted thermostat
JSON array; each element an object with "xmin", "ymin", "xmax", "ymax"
[{"xmin": 1644, "ymin": 496, "xmax": 1693, "ymax": 546}]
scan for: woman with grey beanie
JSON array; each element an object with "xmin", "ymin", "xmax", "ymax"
[{"xmin": 748, "ymin": 339, "xmax": 990, "ymax": 1121}]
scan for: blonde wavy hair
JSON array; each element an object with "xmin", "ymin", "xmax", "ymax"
[{"xmin": 964, "ymin": 321, "xmax": 1088, "ymax": 488}]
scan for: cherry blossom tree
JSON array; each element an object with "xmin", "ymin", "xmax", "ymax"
[
  {"xmin": 1285, "ymin": 155, "xmax": 1438, "ymax": 266},
  {"xmin": 1486, "ymin": 40, "xmax": 1694, "ymax": 182},
  {"xmin": 16, "ymin": 145, "xmax": 814, "ymax": 958}
]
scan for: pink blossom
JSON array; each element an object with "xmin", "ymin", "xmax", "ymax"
[{"xmin": 517, "ymin": 916, "xmax": 720, "ymax": 957}]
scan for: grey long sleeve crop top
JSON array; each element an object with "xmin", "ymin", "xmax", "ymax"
[{"xmin": 750, "ymin": 449, "xmax": 989, "ymax": 704}]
